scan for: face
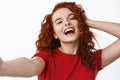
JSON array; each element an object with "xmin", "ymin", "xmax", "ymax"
[{"xmin": 52, "ymin": 8, "xmax": 80, "ymax": 44}]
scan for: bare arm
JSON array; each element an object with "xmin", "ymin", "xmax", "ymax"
[
  {"xmin": 86, "ymin": 20, "xmax": 120, "ymax": 38},
  {"xmin": 0, "ymin": 57, "xmax": 45, "ymax": 77},
  {"xmin": 86, "ymin": 19, "xmax": 120, "ymax": 68},
  {"xmin": 77, "ymin": 4, "xmax": 120, "ymax": 68}
]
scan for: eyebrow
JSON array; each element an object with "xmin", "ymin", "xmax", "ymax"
[{"xmin": 54, "ymin": 13, "xmax": 74, "ymax": 23}]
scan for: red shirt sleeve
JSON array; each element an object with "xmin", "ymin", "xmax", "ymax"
[{"xmin": 32, "ymin": 51, "xmax": 49, "ymax": 68}]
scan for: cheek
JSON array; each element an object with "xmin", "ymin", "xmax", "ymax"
[
  {"xmin": 53, "ymin": 27, "xmax": 58, "ymax": 35},
  {"xmin": 53, "ymin": 26, "xmax": 60, "ymax": 37},
  {"xmin": 54, "ymin": 28, "xmax": 63, "ymax": 39},
  {"xmin": 53, "ymin": 25, "xmax": 62, "ymax": 33}
]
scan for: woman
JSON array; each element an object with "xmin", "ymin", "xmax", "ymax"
[{"xmin": 0, "ymin": 2, "xmax": 120, "ymax": 80}]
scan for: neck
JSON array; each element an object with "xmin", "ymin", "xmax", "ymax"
[{"xmin": 59, "ymin": 41, "xmax": 79, "ymax": 55}]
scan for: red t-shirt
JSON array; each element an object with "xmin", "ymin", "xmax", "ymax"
[{"xmin": 33, "ymin": 48, "xmax": 102, "ymax": 80}]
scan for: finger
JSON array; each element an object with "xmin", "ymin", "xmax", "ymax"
[{"xmin": 77, "ymin": 4, "xmax": 84, "ymax": 10}]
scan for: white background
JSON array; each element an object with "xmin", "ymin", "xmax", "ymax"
[{"xmin": 0, "ymin": 0, "xmax": 120, "ymax": 80}]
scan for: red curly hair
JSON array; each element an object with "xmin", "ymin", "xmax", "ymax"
[{"xmin": 36, "ymin": 2, "xmax": 96, "ymax": 69}]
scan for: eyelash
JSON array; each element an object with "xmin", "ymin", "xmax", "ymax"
[
  {"xmin": 69, "ymin": 16, "xmax": 76, "ymax": 20},
  {"xmin": 57, "ymin": 21, "xmax": 62, "ymax": 24},
  {"xmin": 70, "ymin": 17, "xmax": 76, "ymax": 20}
]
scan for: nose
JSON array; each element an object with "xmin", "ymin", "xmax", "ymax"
[{"xmin": 64, "ymin": 19, "xmax": 70, "ymax": 26}]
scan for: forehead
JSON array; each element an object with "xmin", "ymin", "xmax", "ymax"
[{"xmin": 52, "ymin": 8, "xmax": 73, "ymax": 21}]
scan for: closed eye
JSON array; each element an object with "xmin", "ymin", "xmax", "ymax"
[
  {"xmin": 69, "ymin": 17, "xmax": 76, "ymax": 20},
  {"xmin": 69, "ymin": 15, "xmax": 76, "ymax": 20},
  {"xmin": 56, "ymin": 20, "xmax": 62, "ymax": 24}
]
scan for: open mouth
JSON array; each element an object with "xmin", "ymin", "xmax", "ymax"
[{"xmin": 64, "ymin": 27, "xmax": 75, "ymax": 35}]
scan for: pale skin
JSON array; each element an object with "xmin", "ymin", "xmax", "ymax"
[{"xmin": 0, "ymin": 4, "xmax": 120, "ymax": 78}]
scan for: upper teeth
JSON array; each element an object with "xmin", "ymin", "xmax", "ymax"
[{"xmin": 64, "ymin": 28, "xmax": 74, "ymax": 34}]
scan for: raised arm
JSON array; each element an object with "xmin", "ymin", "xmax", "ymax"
[
  {"xmin": 77, "ymin": 4, "xmax": 120, "ymax": 68},
  {"xmin": 0, "ymin": 57, "xmax": 45, "ymax": 77},
  {"xmin": 86, "ymin": 19, "xmax": 120, "ymax": 68},
  {"xmin": 86, "ymin": 19, "xmax": 120, "ymax": 38}
]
